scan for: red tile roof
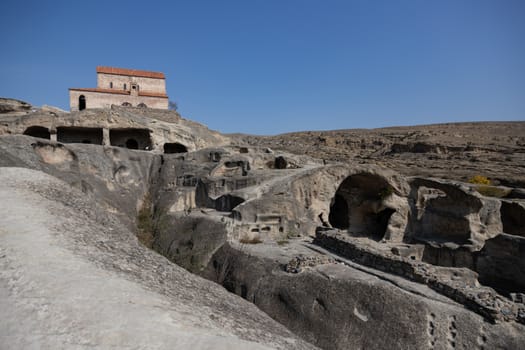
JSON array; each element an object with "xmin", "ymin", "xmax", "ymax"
[
  {"xmin": 96, "ymin": 66, "xmax": 165, "ymax": 79},
  {"xmin": 69, "ymin": 87, "xmax": 168, "ymax": 98}
]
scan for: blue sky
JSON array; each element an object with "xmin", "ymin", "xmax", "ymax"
[{"xmin": 1, "ymin": 0, "xmax": 524, "ymax": 134}]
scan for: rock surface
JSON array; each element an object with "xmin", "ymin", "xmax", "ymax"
[
  {"xmin": 232, "ymin": 122, "xmax": 525, "ymax": 187},
  {"xmin": 1, "ymin": 100, "xmax": 524, "ymax": 349},
  {"xmin": 0, "ymin": 167, "xmax": 315, "ymax": 350},
  {"xmin": 0, "ymin": 97, "xmax": 32, "ymax": 115}
]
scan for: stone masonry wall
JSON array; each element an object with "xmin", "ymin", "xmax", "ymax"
[
  {"xmin": 69, "ymin": 90, "xmax": 168, "ymax": 111},
  {"xmin": 97, "ymin": 73, "xmax": 166, "ymax": 94}
]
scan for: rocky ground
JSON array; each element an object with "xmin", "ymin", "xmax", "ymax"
[
  {"xmin": 232, "ymin": 121, "xmax": 525, "ymax": 187},
  {"xmin": 0, "ymin": 167, "xmax": 315, "ymax": 350},
  {"xmin": 1, "ymin": 98, "xmax": 524, "ymax": 350}
]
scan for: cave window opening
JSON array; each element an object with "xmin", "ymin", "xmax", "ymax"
[
  {"xmin": 109, "ymin": 128, "xmax": 152, "ymax": 150},
  {"xmin": 126, "ymin": 139, "xmax": 139, "ymax": 149},
  {"xmin": 23, "ymin": 126, "xmax": 50, "ymax": 139},
  {"xmin": 164, "ymin": 142, "xmax": 188, "ymax": 154}
]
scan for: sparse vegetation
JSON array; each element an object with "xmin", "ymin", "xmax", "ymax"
[
  {"xmin": 137, "ymin": 193, "xmax": 168, "ymax": 248},
  {"xmin": 475, "ymin": 185, "xmax": 510, "ymax": 198},
  {"xmin": 469, "ymin": 175, "xmax": 491, "ymax": 185},
  {"xmin": 239, "ymin": 235, "xmax": 263, "ymax": 244},
  {"xmin": 168, "ymin": 100, "xmax": 178, "ymax": 111}
]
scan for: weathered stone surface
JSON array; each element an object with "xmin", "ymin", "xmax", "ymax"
[
  {"xmin": 203, "ymin": 241, "xmax": 525, "ymax": 350},
  {"xmin": 232, "ymin": 122, "xmax": 525, "ymax": 187},
  {"xmin": 1, "ymin": 103, "xmax": 524, "ymax": 350},
  {"xmin": 0, "ymin": 97, "xmax": 32, "ymax": 114},
  {"xmin": 0, "ymin": 168, "xmax": 315, "ymax": 350}
]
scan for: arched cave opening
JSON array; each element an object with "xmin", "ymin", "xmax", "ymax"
[
  {"xmin": 164, "ymin": 142, "xmax": 188, "ymax": 154},
  {"xmin": 328, "ymin": 173, "xmax": 395, "ymax": 241},
  {"xmin": 109, "ymin": 128, "xmax": 152, "ymax": 150},
  {"xmin": 126, "ymin": 139, "xmax": 139, "ymax": 149},
  {"xmin": 23, "ymin": 126, "xmax": 50, "ymax": 139},
  {"xmin": 214, "ymin": 194, "xmax": 245, "ymax": 212}
]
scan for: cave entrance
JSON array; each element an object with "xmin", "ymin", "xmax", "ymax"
[
  {"xmin": 328, "ymin": 174, "xmax": 395, "ymax": 241},
  {"xmin": 79, "ymin": 95, "xmax": 86, "ymax": 111},
  {"xmin": 23, "ymin": 126, "xmax": 50, "ymax": 139},
  {"xmin": 328, "ymin": 194, "xmax": 348, "ymax": 229},
  {"xmin": 500, "ymin": 201, "xmax": 525, "ymax": 237},
  {"xmin": 109, "ymin": 128, "xmax": 152, "ymax": 150},
  {"xmin": 57, "ymin": 127, "xmax": 103, "ymax": 145},
  {"xmin": 164, "ymin": 142, "xmax": 188, "ymax": 154}
]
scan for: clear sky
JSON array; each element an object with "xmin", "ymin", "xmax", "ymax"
[{"xmin": 1, "ymin": 0, "xmax": 524, "ymax": 135}]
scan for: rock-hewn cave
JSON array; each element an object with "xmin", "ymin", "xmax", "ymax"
[
  {"xmin": 329, "ymin": 174, "xmax": 395, "ymax": 240},
  {"xmin": 57, "ymin": 127, "xmax": 103, "ymax": 145},
  {"xmin": 110, "ymin": 128, "xmax": 152, "ymax": 150},
  {"xmin": 23, "ymin": 126, "xmax": 50, "ymax": 139},
  {"xmin": 215, "ymin": 194, "xmax": 245, "ymax": 212},
  {"xmin": 500, "ymin": 201, "xmax": 525, "ymax": 237},
  {"xmin": 164, "ymin": 142, "xmax": 188, "ymax": 154}
]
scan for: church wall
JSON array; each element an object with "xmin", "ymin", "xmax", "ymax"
[
  {"xmin": 69, "ymin": 90, "xmax": 168, "ymax": 111},
  {"xmin": 97, "ymin": 73, "xmax": 166, "ymax": 94}
]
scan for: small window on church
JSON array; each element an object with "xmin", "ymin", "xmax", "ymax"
[
  {"xmin": 110, "ymin": 82, "xmax": 113, "ymax": 88},
  {"xmin": 124, "ymin": 83, "xmax": 127, "ymax": 90}
]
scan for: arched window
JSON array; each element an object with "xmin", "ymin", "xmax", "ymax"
[
  {"xmin": 122, "ymin": 102, "xmax": 132, "ymax": 107},
  {"xmin": 137, "ymin": 103, "xmax": 147, "ymax": 108},
  {"xmin": 79, "ymin": 95, "xmax": 86, "ymax": 111},
  {"xmin": 123, "ymin": 83, "xmax": 127, "ymax": 90},
  {"xmin": 110, "ymin": 82, "xmax": 113, "ymax": 88},
  {"xmin": 126, "ymin": 139, "xmax": 139, "ymax": 149}
]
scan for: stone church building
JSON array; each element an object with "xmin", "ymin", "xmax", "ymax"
[{"xmin": 69, "ymin": 66, "xmax": 169, "ymax": 111}]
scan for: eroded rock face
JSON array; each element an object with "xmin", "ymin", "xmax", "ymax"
[
  {"xmin": 1, "ymin": 105, "xmax": 524, "ymax": 350},
  {"xmin": 0, "ymin": 168, "xmax": 314, "ymax": 350},
  {"xmin": 0, "ymin": 97, "xmax": 32, "ymax": 114},
  {"xmin": 203, "ymin": 242, "xmax": 525, "ymax": 350},
  {"xmin": 408, "ymin": 178, "xmax": 502, "ymax": 249}
]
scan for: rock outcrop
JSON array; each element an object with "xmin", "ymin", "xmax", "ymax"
[
  {"xmin": 0, "ymin": 97, "xmax": 32, "ymax": 115},
  {"xmin": 0, "ymin": 168, "xmax": 315, "ymax": 350},
  {"xmin": 1, "ymin": 100, "xmax": 524, "ymax": 349}
]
